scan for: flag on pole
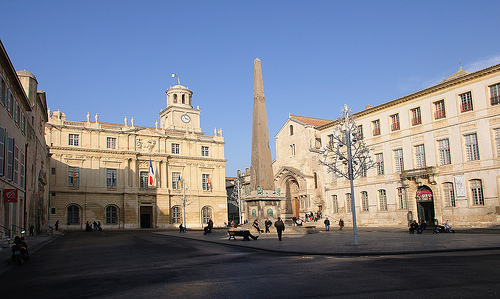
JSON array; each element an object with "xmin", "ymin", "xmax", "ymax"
[
  {"xmin": 177, "ymin": 176, "xmax": 182, "ymax": 188},
  {"xmin": 149, "ymin": 159, "xmax": 154, "ymax": 185},
  {"xmin": 207, "ymin": 176, "xmax": 212, "ymax": 190}
]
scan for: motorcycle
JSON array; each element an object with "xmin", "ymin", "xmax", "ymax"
[
  {"xmin": 11, "ymin": 236, "xmax": 30, "ymax": 265},
  {"xmin": 433, "ymin": 221, "xmax": 455, "ymax": 234}
]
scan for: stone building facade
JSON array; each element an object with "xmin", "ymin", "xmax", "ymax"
[
  {"xmin": 0, "ymin": 39, "xmax": 49, "ymax": 236},
  {"xmin": 46, "ymin": 84, "xmax": 227, "ymax": 230},
  {"xmin": 273, "ymin": 115, "xmax": 330, "ymax": 223},
  {"xmin": 273, "ymin": 63, "xmax": 500, "ymax": 227}
]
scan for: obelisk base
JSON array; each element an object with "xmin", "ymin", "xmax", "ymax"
[{"xmin": 245, "ymin": 190, "xmax": 284, "ymax": 221}]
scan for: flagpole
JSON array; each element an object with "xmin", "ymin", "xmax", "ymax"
[{"xmin": 182, "ymin": 177, "xmax": 186, "ymax": 231}]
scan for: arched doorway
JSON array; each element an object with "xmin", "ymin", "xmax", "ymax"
[
  {"xmin": 285, "ymin": 178, "xmax": 300, "ymax": 219},
  {"xmin": 416, "ymin": 186, "xmax": 434, "ymax": 225}
]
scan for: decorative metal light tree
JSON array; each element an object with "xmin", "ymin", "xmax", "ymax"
[
  {"xmin": 320, "ymin": 104, "xmax": 375, "ymax": 245},
  {"xmin": 228, "ymin": 176, "xmax": 243, "ymax": 225}
]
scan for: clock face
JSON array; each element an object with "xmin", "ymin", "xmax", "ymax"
[{"xmin": 181, "ymin": 114, "xmax": 191, "ymax": 123}]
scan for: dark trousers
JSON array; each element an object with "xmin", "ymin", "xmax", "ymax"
[{"xmin": 277, "ymin": 230, "xmax": 283, "ymax": 241}]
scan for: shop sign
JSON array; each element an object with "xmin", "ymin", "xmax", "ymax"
[{"xmin": 3, "ymin": 189, "xmax": 18, "ymax": 203}]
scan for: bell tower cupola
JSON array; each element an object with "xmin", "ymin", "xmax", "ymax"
[{"xmin": 159, "ymin": 78, "xmax": 201, "ymax": 132}]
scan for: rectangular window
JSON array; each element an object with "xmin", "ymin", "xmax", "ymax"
[
  {"xmin": 14, "ymin": 100, "xmax": 19, "ymax": 124},
  {"xmin": 379, "ymin": 189, "xmax": 388, "ymax": 211},
  {"xmin": 356, "ymin": 125, "xmax": 363, "ymax": 140},
  {"xmin": 0, "ymin": 126, "xmax": 5, "ymax": 176},
  {"xmin": 443, "ymin": 182, "xmax": 456, "ymax": 207},
  {"xmin": 411, "ymin": 107, "xmax": 421, "ymax": 126},
  {"xmin": 68, "ymin": 167, "xmax": 79, "ymax": 186},
  {"xmin": 470, "ymin": 179, "xmax": 484, "ymax": 205},
  {"xmin": 0, "ymin": 75, "xmax": 5, "ymax": 106},
  {"xmin": 13, "ymin": 145, "xmax": 18, "ymax": 184},
  {"xmin": 434, "ymin": 100, "xmax": 446, "ymax": 119},
  {"xmin": 106, "ymin": 168, "xmax": 117, "ymax": 188},
  {"xmin": 375, "ymin": 153, "xmax": 384, "ymax": 175},
  {"xmin": 460, "ymin": 91, "xmax": 473, "ymax": 112},
  {"xmin": 106, "ymin": 137, "xmax": 116, "ymax": 149},
  {"xmin": 69, "ymin": 134, "xmax": 79, "ymax": 146},
  {"xmin": 7, "ymin": 137, "xmax": 14, "ymax": 181},
  {"xmin": 372, "ymin": 119, "xmax": 381, "ymax": 136},
  {"xmin": 490, "ymin": 83, "xmax": 500, "ymax": 106},
  {"xmin": 495, "ymin": 128, "xmax": 500, "ymax": 157},
  {"xmin": 359, "ymin": 164, "xmax": 367, "ymax": 178},
  {"xmin": 464, "ymin": 133, "xmax": 480, "ymax": 161},
  {"xmin": 6, "ymin": 91, "xmax": 12, "ymax": 114},
  {"xmin": 202, "ymin": 174, "xmax": 211, "ymax": 191},
  {"xmin": 171, "ymin": 143, "xmax": 180, "ymax": 154},
  {"xmin": 172, "ymin": 172, "xmax": 181, "ymax": 190},
  {"xmin": 201, "ymin": 146, "xmax": 209, "ymax": 157},
  {"xmin": 361, "ymin": 191, "xmax": 369, "ymax": 212},
  {"xmin": 397, "ymin": 187, "xmax": 407, "ymax": 209},
  {"xmin": 438, "ymin": 139, "xmax": 452, "ymax": 165},
  {"xmin": 20, "ymin": 151, "xmax": 25, "ymax": 189},
  {"xmin": 327, "ymin": 134, "xmax": 334, "ymax": 148},
  {"xmin": 332, "ymin": 195, "xmax": 338, "ymax": 213},
  {"xmin": 345, "ymin": 193, "xmax": 352, "ymax": 213},
  {"xmin": 394, "ymin": 148, "xmax": 404, "ymax": 172},
  {"xmin": 51, "ymin": 167, "xmax": 56, "ymax": 175},
  {"xmin": 140, "ymin": 171, "xmax": 149, "ymax": 188},
  {"xmin": 20, "ymin": 112, "xmax": 25, "ymax": 133},
  {"xmin": 390, "ymin": 114, "xmax": 400, "ymax": 131},
  {"xmin": 415, "ymin": 144, "xmax": 426, "ymax": 168}
]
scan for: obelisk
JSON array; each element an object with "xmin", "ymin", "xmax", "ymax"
[{"xmin": 250, "ymin": 58, "xmax": 274, "ymax": 191}]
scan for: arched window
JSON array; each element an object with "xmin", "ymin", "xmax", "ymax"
[
  {"xmin": 289, "ymin": 125, "xmax": 294, "ymax": 135},
  {"xmin": 173, "ymin": 94, "xmax": 177, "ymax": 103},
  {"xmin": 106, "ymin": 206, "xmax": 118, "ymax": 224},
  {"xmin": 267, "ymin": 209, "xmax": 273, "ymax": 217},
  {"xmin": 332, "ymin": 195, "xmax": 338, "ymax": 213},
  {"xmin": 181, "ymin": 94, "xmax": 185, "ymax": 104},
  {"xmin": 361, "ymin": 191, "xmax": 369, "ymax": 212},
  {"xmin": 345, "ymin": 193, "xmax": 352, "ymax": 213},
  {"xmin": 172, "ymin": 206, "xmax": 182, "ymax": 223},
  {"xmin": 443, "ymin": 182, "xmax": 455, "ymax": 207},
  {"xmin": 378, "ymin": 189, "xmax": 387, "ymax": 211},
  {"xmin": 201, "ymin": 206, "xmax": 212, "ymax": 224},
  {"xmin": 470, "ymin": 179, "xmax": 484, "ymax": 205},
  {"xmin": 67, "ymin": 205, "xmax": 79, "ymax": 225}
]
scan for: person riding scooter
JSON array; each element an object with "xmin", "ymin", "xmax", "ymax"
[{"xmin": 11, "ymin": 236, "xmax": 30, "ymax": 264}]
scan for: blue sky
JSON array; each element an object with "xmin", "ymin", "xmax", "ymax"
[{"xmin": 2, "ymin": 1, "xmax": 500, "ymax": 176}]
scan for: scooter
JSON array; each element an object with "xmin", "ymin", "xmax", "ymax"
[
  {"xmin": 433, "ymin": 221, "xmax": 455, "ymax": 234},
  {"xmin": 11, "ymin": 237, "xmax": 30, "ymax": 265}
]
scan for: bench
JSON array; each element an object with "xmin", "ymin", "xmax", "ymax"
[{"xmin": 228, "ymin": 230, "xmax": 256, "ymax": 241}]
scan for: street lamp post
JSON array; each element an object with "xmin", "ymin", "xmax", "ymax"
[{"xmin": 320, "ymin": 104, "xmax": 375, "ymax": 245}]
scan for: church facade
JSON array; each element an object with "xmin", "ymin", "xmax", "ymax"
[
  {"xmin": 45, "ymin": 84, "xmax": 227, "ymax": 230},
  {"xmin": 273, "ymin": 63, "xmax": 500, "ymax": 227}
]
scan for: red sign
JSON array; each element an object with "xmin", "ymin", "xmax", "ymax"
[{"xmin": 4, "ymin": 189, "xmax": 18, "ymax": 203}]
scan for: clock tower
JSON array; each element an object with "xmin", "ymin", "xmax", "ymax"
[{"xmin": 159, "ymin": 84, "xmax": 201, "ymax": 132}]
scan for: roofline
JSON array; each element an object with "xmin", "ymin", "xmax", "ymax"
[{"xmin": 317, "ymin": 62, "xmax": 500, "ymax": 130}]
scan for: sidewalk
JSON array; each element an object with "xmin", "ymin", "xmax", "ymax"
[
  {"xmin": 0, "ymin": 231, "xmax": 63, "ymax": 273},
  {"xmin": 155, "ymin": 226, "xmax": 500, "ymax": 256}
]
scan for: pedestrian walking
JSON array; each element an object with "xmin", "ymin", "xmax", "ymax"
[
  {"xmin": 55, "ymin": 220, "xmax": 59, "ymax": 231},
  {"xmin": 264, "ymin": 219, "xmax": 272, "ymax": 233},
  {"xmin": 274, "ymin": 217, "xmax": 285, "ymax": 241},
  {"xmin": 339, "ymin": 218, "xmax": 344, "ymax": 230},
  {"xmin": 324, "ymin": 217, "xmax": 330, "ymax": 231}
]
